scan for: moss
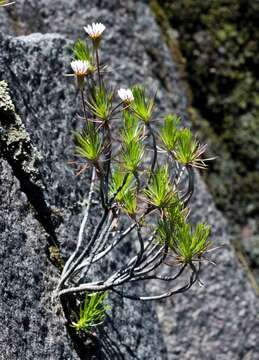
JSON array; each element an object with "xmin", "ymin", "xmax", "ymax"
[
  {"xmin": 155, "ymin": 0, "xmax": 259, "ymax": 229},
  {"xmin": 48, "ymin": 245, "xmax": 64, "ymax": 271}
]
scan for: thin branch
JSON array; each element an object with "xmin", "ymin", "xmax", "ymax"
[
  {"xmin": 78, "ymin": 211, "xmax": 116, "ymax": 279},
  {"xmin": 174, "ymin": 164, "xmax": 185, "ymax": 189},
  {"xmin": 58, "ymin": 169, "xmax": 96, "ymax": 289},
  {"xmin": 103, "ymin": 124, "xmax": 112, "ymax": 203},
  {"xmin": 95, "ymin": 48, "xmax": 102, "ymax": 89},
  {"xmin": 180, "ymin": 165, "xmax": 194, "ymax": 206},
  {"xmin": 109, "ymin": 173, "xmax": 130, "ymax": 205},
  {"xmin": 106, "ymin": 231, "xmax": 156, "ymax": 283},
  {"xmin": 134, "ymin": 244, "xmax": 168, "ymax": 276},
  {"xmin": 147, "ymin": 123, "xmax": 157, "ymax": 181},
  {"xmin": 130, "ymin": 264, "xmax": 187, "ymax": 282},
  {"xmin": 134, "ymin": 245, "xmax": 165, "ymax": 274},
  {"xmin": 59, "ymin": 207, "xmax": 110, "ymax": 288},
  {"xmin": 73, "ymin": 223, "xmax": 136, "ymax": 274},
  {"xmin": 81, "ymin": 89, "xmax": 88, "ymax": 123},
  {"xmin": 129, "ymin": 224, "xmax": 145, "ymax": 276},
  {"xmin": 0, "ymin": 1, "xmax": 15, "ymax": 7},
  {"xmin": 111, "ymin": 265, "xmax": 198, "ymax": 301}
]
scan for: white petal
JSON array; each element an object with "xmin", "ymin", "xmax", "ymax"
[
  {"xmin": 84, "ymin": 22, "xmax": 105, "ymax": 38},
  {"xmin": 118, "ymin": 88, "xmax": 134, "ymax": 102},
  {"xmin": 118, "ymin": 89, "xmax": 126, "ymax": 100},
  {"xmin": 71, "ymin": 60, "xmax": 89, "ymax": 75},
  {"xmin": 126, "ymin": 89, "xmax": 134, "ymax": 101},
  {"xmin": 84, "ymin": 25, "xmax": 92, "ymax": 36}
]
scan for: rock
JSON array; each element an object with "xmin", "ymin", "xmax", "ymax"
[
  {"xmin": 0, "ymin": 32, "xmax": 167, "ymax": 359},
  {"xmin": 0, "ymin": 1, "xmax": 259, "ymax": 360},
  {"xmin": 241, "ymin": 235, "xmax": 259, "ymax": 268}
]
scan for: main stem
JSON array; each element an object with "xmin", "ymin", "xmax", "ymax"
[
  {"xmin": 80, "ymin": 89, "xmax": 88, "ymax": 123},
  {"xmin": 95, "ymin": 47, "xmax": 102, "ymax": 89},
  {"xmin": 147, "ymin": 123, "xmax": 157, "ymax": 182}
]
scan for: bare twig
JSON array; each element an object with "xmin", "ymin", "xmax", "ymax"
[{"xmin": 58, "ymin": 169, "xmax": 96, "ymax": 289}]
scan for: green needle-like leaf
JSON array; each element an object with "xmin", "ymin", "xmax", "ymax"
[
  {"xmin": 131, "ymin": 85, "xmax": 155, "ymax": 123},
  {"xmin": 121, "ymin": 140, "xmax": 144, "ymax": 173},
  {"xmin": 159, "ymin": 114, "xmax": 180, "ymax": 152},
  {"xmin": 109, "ymin": 166, "xmax": 133, "ymax": 202},
  {"xmin": 121, "ymin": 111, "xmax": 143, "ymax": 145},
  {"xmin": 144, "ymin": 165, "xmax": 175, "ymax": 209},
  {"xmin": 157, "ymin": 203, "xmax": 185, "ymax": 247},
  {"xmin": 122, "ymin": 187, "xmax": 137, "ymax": 217},
  {"xmin": 175, "ymin": 128, "xmax": 207, "ymax": 168},
  {"xmin": 173, "ymin": 223, "xmax": 211, "ymax": 263},
  {"xmin": 73, "ymin": 39, "xmax": 91, "ymax": 62},
  {"xmin": 71, "ymin": 292, "xmax": 110, "ymax": 333},
  {"xmin": 87, "ymin": 86, "xmax": 113, "ymax": 121},
  {"xmin": 110, "ymin": 166, "xmax": 137, "ymax": 216},
  {"xmin": 74, "ymin": 124, "xmax": 103, "ymax": 162}
]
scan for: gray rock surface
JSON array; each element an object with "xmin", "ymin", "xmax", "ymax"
[
  {"xmin": 0, "ymin": 34, "xmax": 167, "ymax": 359},
  {"xmin": 241, "ymin": 235, "xmax": 259, "ymax": 268},
  {"xmin": 0, "ymin": 1, "xmax": 259, "ymax": 359}
]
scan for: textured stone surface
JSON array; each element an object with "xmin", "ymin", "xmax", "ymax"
[
  {"xmin": 0, "ymin": 34, "xmax": 168, "ymax": 359},
  {"xmin": 0, "ymin": 1, "xmax": 258, "ymax": 359}
]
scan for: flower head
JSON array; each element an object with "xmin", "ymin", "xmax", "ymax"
[
  {"xmin": 71, "ymin": 60, "xmax": 90, "ymax": 76},
  {"xmin": 84, "ymin": 23, "xmax": 106, "ymax": 40},
  {"xmin": 118, "ymin": 88, "xmax": 134, "ymax": 104}
]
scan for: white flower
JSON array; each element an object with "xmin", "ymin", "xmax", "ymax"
[
  {"xmin": 84, "ymin": 23, "xmax": 106, "ymax": 39},
  {"xmin": 71, "ymin": 60, "xmax": 90, "ymax": 76},
  {"xmin": 118, "ymin": 88, "xmax": 134, "ymax": 103}
]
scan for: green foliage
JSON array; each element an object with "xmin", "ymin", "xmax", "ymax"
[
  {"xmin": 175, "ymin": 128, "xmax": 206, "ymax": 168},
  {"xmin": 144, "ymin": 165, "xmax": 175, "ymax": 209},
  {"xmin": 74, "ymin": 124, "xmax": 103, "ymax": 162},
  {"xmin": 73, "ymin": 40, "xmax": 91, "ymax": 62},
  {"xmin": 121, "ymin": 187, "xmax": 138, "ymax": 217},
  {"xmin": 86, "ymin": 87, "xmax": 113, "ymax": 121},
  {"xmin": 121, "ymin": 140, "xmax": 144, "ymax": 173},
  {"xmin": 158, "ymin": 214, "xmax": 210, "ymax": 263},
  {"xmin": 173, "ymin": 223, "xmax": 211, "ymax": 263},
  {"xmin": 157, "ymin": 203, "xmax": 186, "ymax": 247},
  {"xmin": 120, "ymin": 111, "xmax": 143, "ymax": 145},
  {"xmin": 131, "ymin": 85, "xmax": 155, "ymax": 123},
  {"xmin": 159, "ymin": 114, "xmax": 180, "ymax": 151},
  {"xmin": 110, "ymin": 167, "xmax": 137, "ymax": 216},
  {"xmin": 71, "ymin": 292, "xmax": 109, "ymax": 333},
  {"xmin": 109, "ymin": 166, "xmax": 133, "ymax": 202}
]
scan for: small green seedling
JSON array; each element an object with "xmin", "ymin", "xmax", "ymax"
[{"xmin": 71, "ymin": 292, "xmax": 110, "ymax": 333}]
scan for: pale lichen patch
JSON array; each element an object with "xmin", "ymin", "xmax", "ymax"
[{"xmin": 0, "ymin": 80, "xmax": 16, "ymax": 112}]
